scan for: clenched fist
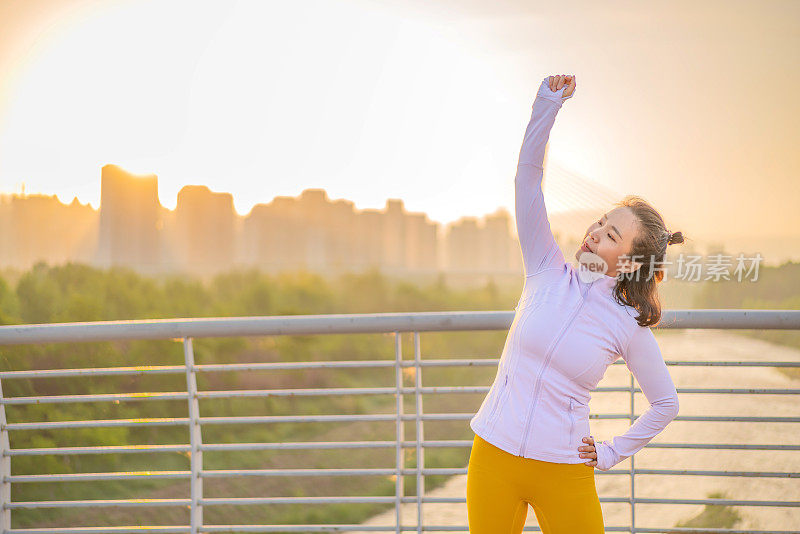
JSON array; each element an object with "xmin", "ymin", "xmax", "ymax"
[{"xmin": 548, "ymin": 74, "xmax": 576, "ymax": 99}]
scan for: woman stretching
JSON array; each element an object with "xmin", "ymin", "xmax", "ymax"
[{"xmin": 466, "ymin": 74, "xmax": 684, "ymax": 533}]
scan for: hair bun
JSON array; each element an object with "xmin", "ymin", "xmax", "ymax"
[{"xmin": 667, "ymin": 230, "xmax": 684, "ymax": 246}]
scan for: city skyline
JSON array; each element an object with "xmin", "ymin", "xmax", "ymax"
[
  {"xmin": 0, "ymin": 163, "xmax": 525, "ymax": 277},
  {"xmin": 2, "ymin": 162, "xmax": 794, "ymax": 280}
]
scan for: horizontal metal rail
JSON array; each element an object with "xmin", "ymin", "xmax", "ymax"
[
  {"xmin": 2, "ymin": 384, "xmax": 799, "ymax": 406},
  {"xmin": 1, "ymin": 357, "xmax": 797, "ymax": 381},
  {"xmin": 8, "ymin": 439, "xmax": 800, "ymax": 458},
  {"xmin": 0, "ymin": 309, "xmax": 797, "ymax": 346},
  {"xmin": 4, "ymin": 495, "xmax": 800, "ymax": 509},
  {"xmin": 0, "ymin": 310, "xmax": 797, "ymax": 534},
  {"xmin": 5, "ymin": 466, "xmax": 798, "ymax": 484},
  {"xmin": 4, "ymin": 412, "xmax": 799, "ymax": 432},
  {"xmin": 2, "ymin": 527, "xmax": 797, "ymax": 534}
]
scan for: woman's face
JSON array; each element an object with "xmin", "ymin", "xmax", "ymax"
[{"xmin": 574, "ymin": 206, "xmax": 641, "ymax": 277}]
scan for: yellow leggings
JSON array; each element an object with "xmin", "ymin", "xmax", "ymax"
[{"xmin": 466, "ymin": 434, "xmax": 604, "ymax": 533}]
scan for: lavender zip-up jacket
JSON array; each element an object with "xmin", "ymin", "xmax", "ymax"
[{"xmin": 469, "ymin": 77, "xmax": 680, "ymax": 471}]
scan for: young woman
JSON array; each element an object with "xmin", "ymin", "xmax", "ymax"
[{"xmin": 466, "ymin": 74, "xmax": 684, "ymax": 533}]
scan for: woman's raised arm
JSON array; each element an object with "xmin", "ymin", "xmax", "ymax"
[{"xmin": 515, "ymin": 74, "xmax": 575, "ymax": 276}]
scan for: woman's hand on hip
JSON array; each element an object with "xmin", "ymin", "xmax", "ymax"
[{"xmin": 578, "ymin": 435, "xmax": 597, "ymax": 466}]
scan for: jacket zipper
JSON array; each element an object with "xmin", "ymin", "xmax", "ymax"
[{"xmin": 518, "ymin": 284, "xmax": 592, "ymax": 457}]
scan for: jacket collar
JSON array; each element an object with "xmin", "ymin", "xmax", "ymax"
[
  {"xmin": 575, "ymin": 262, "xmax": 619, "ymax": 294},
  {"xmin": 596, "ymin": 272, "xmax": 619, "ymax": 292}
]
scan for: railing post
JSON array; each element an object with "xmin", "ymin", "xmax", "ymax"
[
  {"xmin": 394, "ymin": 331, "xmax": 404, "ymax": 534},
  {"xmin": 184, "ymin": 337, "xmax": 203, "ymax": 533},
  {"xmin": 0, "ymin": 379, "xmax": 10, "ymax": 533},
  {"xmin": 629, "ymin": 371, "xmax": 635, "ymax": 533},
  {"xmin": 413, "ymin": 331, "xmax": 424, "ymax": 533}
]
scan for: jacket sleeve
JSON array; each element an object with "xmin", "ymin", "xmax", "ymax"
[
  {"xmin": 515, "ymin": 77, "xmax": 572, "ymax": 276},
  {"xmin": 594, "ymin": 326, "xmax": 680, "ymax": 471}
]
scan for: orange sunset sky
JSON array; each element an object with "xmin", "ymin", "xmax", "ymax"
[{"xmin": 0, "ymin": 0, "xmax": 798, "ymax": 256}]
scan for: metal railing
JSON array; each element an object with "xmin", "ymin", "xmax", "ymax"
[{"xmin": 0, "ymin": 309, "xmax": 798, "ymax": 533}]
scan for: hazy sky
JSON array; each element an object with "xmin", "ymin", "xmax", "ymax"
[{"xmin": 0, "ymin": 0, "xmax": 797, "ymax": 242}]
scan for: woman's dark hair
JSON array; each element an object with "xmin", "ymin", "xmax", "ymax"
[{"xmin": 610, "ymin": 195, "xmax": 686, "ymax": 327}]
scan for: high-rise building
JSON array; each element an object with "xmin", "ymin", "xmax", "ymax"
[
  {"xmin": 95, "ymin": 164, "xmax": 161, "ymax": 274},
  {"xmin": 168, "ymin": 185, "xmax": 236, "ymax": 276},
  {"xmin": 0, "ymin": 193, "xmax": 97, "ymax": 270}
]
